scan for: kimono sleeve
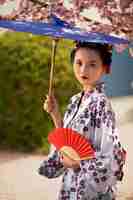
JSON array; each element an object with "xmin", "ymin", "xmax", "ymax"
[
  {"xmin": 38, "ymin": 96, "xmax": 74, "ymax": 179},
  {"xmin": 79, "ymin": 97, "xmax": 126, "ymax": 193},
  {"xmin": 38, "ymin": 145, "xmax": 65, "ymax": 179}
]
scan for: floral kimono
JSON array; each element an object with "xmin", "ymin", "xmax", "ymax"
[{"xmin": 38, "ymin": 83, "xmax": 126, "ymax": 200}]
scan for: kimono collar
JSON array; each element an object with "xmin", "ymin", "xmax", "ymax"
[
  {"xmin": 95, "ymin": 82, "xmax": 105, "ymax": 93},
  {"xmin": 82, "ymin": 82, "xmax": 105, "ymax": 99},
  {"xmin": 71, "ymin": 82, "xmax": 105, "ymax": 102}
]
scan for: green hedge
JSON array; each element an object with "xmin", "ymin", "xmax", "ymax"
[{"xmin": 0, "ymin": 32, "xmax": 80, "ymax": 153}]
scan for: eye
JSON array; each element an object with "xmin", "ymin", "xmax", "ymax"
[
  {"xmin": 75, "ymin": 60, "xmax": 82, "ymax": 66},
  {"xmin": 90, "ymin": 63, "xmax": 97, "ymax": 67}
]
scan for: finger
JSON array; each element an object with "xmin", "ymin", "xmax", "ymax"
[
  {"xmin": 46, "ymin": 95, "xmax": 50, "ymax": 101},
  {"xmin": 42, "ymin": 96, "xmax": 48, "ymax": 103},
  {"xmin": 43, "ymin": 102, "xmax": 47, "ymax": 110},
  {"xmin": 43, "ymin": 100, "xmax": 47, "ymax": 105},
  {"xmin": 43, "ymin": 102, "xmax": 53, "ymax": 113},
  {"xmin": 48, "ymin": 92, "xmax": 55, "ymax": 99},
  {"xmin": 46, "ymin": 95, "xmax": 52, "ymax": 102},
  {"xmin": 46, "ymin": 97, "xmax": 55, "ymax": 105},
  {"xmin": 45, "ymin": 95, "xmax": 53, "ymax": 102}
]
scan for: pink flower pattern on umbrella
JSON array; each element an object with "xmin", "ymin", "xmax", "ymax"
[
  {"xmin": 0, "ymin": 0, "xmax": 133, "ymax": 56},
  {"xmin": 0, "ymin": 0, "xmax": 133, "ymax": 39},
  {"xmin": 0, "ymin": 0, "xmax": 6, "ymax": 5}
]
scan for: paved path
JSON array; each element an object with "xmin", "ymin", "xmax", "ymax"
[
  {"xmin": 0, "ymin": 151, "xmax": 61, "ymax": 200},
  {"xmin": 0, "ymin": 96, "xmax": 133, "ymax": 200}
]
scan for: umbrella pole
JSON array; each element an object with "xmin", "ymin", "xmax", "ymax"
[{"xmin": 48, "ymin": 38, "xmax": 58, "ymax": 96}]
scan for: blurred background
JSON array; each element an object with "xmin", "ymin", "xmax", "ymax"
[
  {"xmin": 103, "ymin": 50, "xmax": 133, "ymax": 97},
  {"xmin": 0, "ymin": 1, "xmax": 133, "ymax": 196}
]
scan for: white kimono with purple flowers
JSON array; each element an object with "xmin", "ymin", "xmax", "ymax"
[{"xmin": 38, "ymin": 83, "xmax": 126, "ymax": 200}]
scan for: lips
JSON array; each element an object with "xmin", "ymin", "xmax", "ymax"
[{"xmin": 80, "ymin": 76, "xmax": 88, "ymax": 80}]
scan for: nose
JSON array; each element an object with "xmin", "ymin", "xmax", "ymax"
[{"xmin": 80, "ymin": 64, "xmax": 88, "ymax": 74}]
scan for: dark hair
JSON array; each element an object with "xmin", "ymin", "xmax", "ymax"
[{"xmin": 70, "ymin": 41, "xmax": 113, "ymax": 74}]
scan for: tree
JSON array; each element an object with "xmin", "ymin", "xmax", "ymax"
[{"xmin": 0, "ymin": 32, "xmax": 80, "ymax": 153}]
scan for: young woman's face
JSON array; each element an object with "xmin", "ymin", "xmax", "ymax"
[{"xmin": 73, "ymin": 47, "xmax": 106, "ymax": 90}]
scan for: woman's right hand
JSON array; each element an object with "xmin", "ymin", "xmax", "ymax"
[
  {"xmin": 43, "ymin": 93, "xmax": 60, "ymax": 119},
  {"xmin": 43, "ymin": 93, "xmax": 63, "ymax": 127}
]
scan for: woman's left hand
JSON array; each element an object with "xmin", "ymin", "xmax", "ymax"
[{"xmin": 60, "ymin": 154, "xmax": 80, "ymax": 169}]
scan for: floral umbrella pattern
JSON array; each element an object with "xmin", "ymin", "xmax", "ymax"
[{"xmin": 0, "ymin": 0, "xmax": 133, "ymax": 56}]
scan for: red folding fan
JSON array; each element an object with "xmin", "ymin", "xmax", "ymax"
[{"xmin": 48, "ymin": 128, "xmax": 95, "ymax": 161}]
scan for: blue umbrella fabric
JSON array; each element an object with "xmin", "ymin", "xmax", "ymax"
[
  {"xmin": 0, "ymin": 0, "xmax": 133, "ymax": 56},
  {"xmin": 0, "ymin": 14, "xmax": 130, "ymax": 45},
  {"xmin": 0, "ymin": 0, "xmax": 133, "ymax": 41}
]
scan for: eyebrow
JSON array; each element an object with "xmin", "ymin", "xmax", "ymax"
[
  {"xmin": 76, "ymin": 58, "xmax": 97, "ymax": 63},
  {"xmin": 89, "ymin": 60, "xmax": 97, "ymax": 63}
]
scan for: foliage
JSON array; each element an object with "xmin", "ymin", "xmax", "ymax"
[{"xmin": 0, "ymin": 32, "xmax": 80, "ymax": 153}]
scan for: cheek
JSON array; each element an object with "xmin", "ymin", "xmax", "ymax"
[
  {"xmin": 94, "ymin": 69, "xmax": 104, "ymax": 78},
  {"xmin": 93, "ymin": 65, "xmax": 104, "ymax": 74}
]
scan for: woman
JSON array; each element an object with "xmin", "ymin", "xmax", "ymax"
[{"xmin": 38, "ymin": 41, "xmax": 126, "ymax": 200}]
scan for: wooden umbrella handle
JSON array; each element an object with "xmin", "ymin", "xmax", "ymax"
[{"xmin": 48, "ymin": 38, "xmax": 58, "ymax": 96}]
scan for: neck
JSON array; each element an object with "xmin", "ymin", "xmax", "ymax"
[{"xmin": 83, "ymin": 84, "xmax": 94, "ymax": 92}]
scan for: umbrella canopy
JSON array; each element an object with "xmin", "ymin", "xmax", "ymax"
[
  {"xmin": 0, "ymin": 0, "xmax": 133, "ymax": 54},
  {"xmin": 0, "ymin": 14, "xmax": 130, "ymax": 45},
  {"xmin": 0, "ymin": 0, "xmax": 133, "ymax": 41}
]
